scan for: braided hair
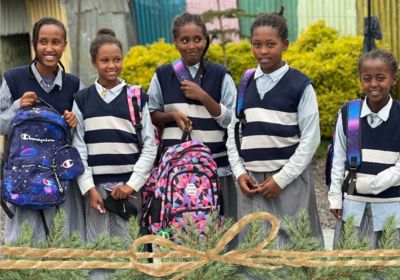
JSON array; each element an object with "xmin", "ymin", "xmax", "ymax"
[{"xmin": 250, "ymin": 6, "xmax": 288, "ymax": 41}]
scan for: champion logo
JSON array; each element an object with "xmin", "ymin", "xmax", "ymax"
[
  {"xmin": 43, "ymin": 179, "xmax": 53, "ymax": 186},
  {"xmin": 62, "ymin": 159, "xmax": 74, "ymax": 168},
  {"xmin": 20, "ymin": 133, "xmax": 55, "ymax": 143}
]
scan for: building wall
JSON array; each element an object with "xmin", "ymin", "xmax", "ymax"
[
  {"xmin": 356, "ymin": 0, "xmax": 400, "ymax": 64},
  {"xmin": 297, "ymin": 0, "xmax": 357, "ymax": 36},
  {"xmin": 238, "ymin": 0, "xmax": 299, "ymax": 42},
  {"xmin": 186, "ymin": 0, "xmax": 240, "ymax": 42}
]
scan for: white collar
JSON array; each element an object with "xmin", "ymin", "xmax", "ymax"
[
  {"xmin": 254, "ymin": 62, "xmax": 289, "ymax": 82},
  {"xmin": 360, "ymin": 96, "xmax": 392, "ymax": 122},
  {"xmin": 95, "ymin": 78, "xmax": 126, "ymax": 94}
]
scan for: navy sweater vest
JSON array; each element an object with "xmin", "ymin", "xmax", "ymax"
[
  {"xmin": 4, "ymin": 65, "xmax": 80, "ymax": 114},
  {"xmin": 342, "ymin": 100, "xmax": 400, "ymax": 199},
  {"xmin": 156, "ymin": 61, "xmax": 229, "ymax": 168},
  {"xmin": 241, "ymin": 68, "xmax": 310, "ymax": 172},
  {"xmin": 74, "ymin": 85, "xmax": 146, "ymax": 184}
]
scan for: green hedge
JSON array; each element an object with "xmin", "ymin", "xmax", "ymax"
[{"xmin": 122, "ymin": 21, "xmax": 397, "ymax": 139}]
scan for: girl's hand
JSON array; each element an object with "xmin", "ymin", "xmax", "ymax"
[
  {"xmin": 63, "ymin": 110, "xmax": 78, "ymax": 128},
  {"xmin": 173, "ymin": 112, "xmax": 192, "ymax": 131},
  {"xmin": 330, "ymin": 209, "xmax": 342, "ymax": 219},
  {"xmin": 88, "ymin": 188, "xmax": 106, "ymax": 214},
  {"xmin": 111, "ymin": 185, "xmax": 134, "ymax": 200},
  {"xmin": 237, "ymin": 174, "xmax": 258, "ymax": 197},
  {"xmin": 20, "ymin": 91, "xmax": 38, "ymax": 108},
  {"xmin": 258, "ymin": 177, "xmax": 282, "ymax": 199},
  {"xmin": 180, "ymin": 80, "xmax": 207, "ymax": 102}
]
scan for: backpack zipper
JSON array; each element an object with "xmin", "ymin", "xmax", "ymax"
[{"xmin": 19, "ymin": 164, "xmax": 64, "ymax": 193}]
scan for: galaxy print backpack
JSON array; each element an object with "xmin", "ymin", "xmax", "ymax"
[
  {"xmin": 142, "ymin": 132, "xmax": 222, "ymax": 241},
  {"xmin": 1, "ymin": 99, "xmax": 84, "ymax": 214}
]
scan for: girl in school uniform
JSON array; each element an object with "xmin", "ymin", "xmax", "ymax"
[
  {"xmin": 226, "ymin": 9, "xmax": 324, "ymax": 248},
  {"xmin": 329, "ymin": 49, "xmax": 399, "ymax": 248},
  {"xmin": 72, "ymin": 28, "xmax": 156, "ymax": 242},
  {"xmin": 0, "ymin": 17, "xmax": 85, "ymax": 242},
  {"xmin": 147, "ymin": 13, "xmax": 238, "ymax": 225}
]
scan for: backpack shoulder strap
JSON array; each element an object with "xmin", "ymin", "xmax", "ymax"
[
  {"xmin": 342, "ymin": 99, "xmax": 362, "ymax": 195},
  {"xmin": 346, "ymin": 99, "xmax": 362, "ymax": 168},
  {"xmin": 236, "ymin": 68, "xmax": 256, "ymax": 119},
  {"xmin": 171, "ymin": 58, "xmax": 203, "ymax": 85},
  {"xmin": 127, "ymin": 84, "xmax": 143, "ymax": 152},
  {"xmin": 234, "ymin": 68, "xmax": 256, "ymax": 157},
  {"xmin": 171, "ymin": 58, "xmax": 192, "ymax": 82}
]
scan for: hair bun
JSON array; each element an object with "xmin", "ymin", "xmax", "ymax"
[
  {"xmin": 278, "ymin": 6, "xmax": 285, "ymax": 16},
  {"xmin": 96, "ymin": 28, "xmax": 116, "ymax": 37}
]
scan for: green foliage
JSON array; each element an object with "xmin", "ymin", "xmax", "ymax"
[
  {"xmin": 0, "ymin": 209, "xmax": 88, "ymax": 280},
  {"xmin": 121, "ymin": 40, "xmax": 180, "ymax": 90},
  {"xmin": 284, "ymin": 21, "xmax": 364, "ymax": 138},
  {"xmin": 121, "ymin": 20, "xmax": 369, "ymax": 138},
  {"xmin": 5, "ymin": 209, "xmax": 400, "ymax": 279}
]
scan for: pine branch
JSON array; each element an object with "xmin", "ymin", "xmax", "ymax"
[
  {"xmin": 47, "ymin": 208, "xmax": 68, "ymax": 248},
  {"xmin": 9, "ymin": 221, "xmax": 34, "ymax": 247},
  {"xmin": 379, "ymin": 215, "xmax": 398, "ymax": 249},
  {"xmin": 283, "ymin": 209, "xmax": 322, "ymax": 251},
  {"xmin": 337, "ymin": 216, "xmax": 370, "ymax": 250}
]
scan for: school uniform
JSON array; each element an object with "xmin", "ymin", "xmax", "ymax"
[
  {"xmin": 329, "ymin": 97, "xmax": 400, "ymax": 248},
  {"xmin": 227, "ymin": 63, "xmax": 324, "ymax": 248},
  {"xmin": 0, "ymin": 63, "xmax": 86, "ymax": 242},
  {"xmin": 73, "ymin": 79, "xmax": 156, "ymax": 242},
  {"xmin": 148, "ymin": 61, "xmax": 238, "ymax": 225}
]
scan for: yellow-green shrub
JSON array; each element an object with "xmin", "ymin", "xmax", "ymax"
[
  {"xmin": 121, "ymin": 40, "xmax": 180, "ymax": 90},
  {"xmin": 284, "ymin": 21, "xmax": 363, "ymax": 138},
  {"xmin": 121, "ymin": 21, "xmax": 368, "ymax": 138}
]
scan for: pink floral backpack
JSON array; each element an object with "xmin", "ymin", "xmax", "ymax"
[{"xmin": 142, "ymin": 133, "xmax": 222, "ymax": 240}]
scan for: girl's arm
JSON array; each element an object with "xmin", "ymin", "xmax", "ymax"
[
  {"xmin": 72, "ymin": 100, "xmax": 96, "ymax": 196},
  {"xmin": 180, "ymin": 80, "xmax": 221, "ymax": 117},
  {"xmin": 125, "ymin": 103, "xmax": 157, "ymax": 191},
  {"xmin": 226, "ymin": 112, "xmax": 258, "ymax": 196},
  {"xmin": 327, "ymin": 112, "xmax": 347, "ymax": 210},
  {"xmin": 148, "ymin": 73, "xmax": 191, "ymax": 130},
  {"xmin": 212, "ymin": 74, "xmax": 236, "ymax": 129},
  {"xmin": 0, "ymin": 80, "xmax": 21, "ymax": 134}
]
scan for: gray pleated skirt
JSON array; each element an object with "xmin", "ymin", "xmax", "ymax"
[
  {"xmin": 4, "ymin": 181, "xmax": 86, "ymax": 243},
  {"xmin": 236, "ymin": 166, "xmax": 324, "ymax": 249},
  {"xmin": 333, "ymin": 203, "xmax": 400, "ymax": 249}
]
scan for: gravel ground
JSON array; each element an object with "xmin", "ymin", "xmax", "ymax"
[{"xmin": 0, "ymin": 156, "xmax": 335, "ymax": 245}]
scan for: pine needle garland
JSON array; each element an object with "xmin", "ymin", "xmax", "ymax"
[{"xmin": 2, "ymin": 209, "xmax": 400, "ymax": 279}]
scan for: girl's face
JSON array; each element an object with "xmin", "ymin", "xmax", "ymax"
[
  {"xmin": 92, "ymin": 43, "xmax": 123, "ymax": 88},
  {"xmin": 251, "ymin": 26, "xmax": 288, "ymax": 74},
  {"xmin": 174, "ymin": 23, "xmax": 206, "ymax": 66},
  {"xmin": 360, "ymin": 59, "xmax": 397, "ymax": 112},
  {"xmin": 35, "ymin": 24, "xmax": 67, "ymax": 74}
]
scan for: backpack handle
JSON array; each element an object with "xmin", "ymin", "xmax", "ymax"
[{"xmin": 181, "ymin": 126, "xmax": 192, "ymax": 142}]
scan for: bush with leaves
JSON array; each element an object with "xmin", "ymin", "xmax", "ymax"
[{"xmin": 120, "ymin": 21, "xmax": 367, "ymax": 138}]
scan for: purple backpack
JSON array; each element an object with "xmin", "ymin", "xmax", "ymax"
[
  {"xmin": 1, "ymin": 101, "xmax": 84, "ymax": 212},
  {"xmin": 142, "ymin": 137, "xmax": 222, "ymax": 240}
]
